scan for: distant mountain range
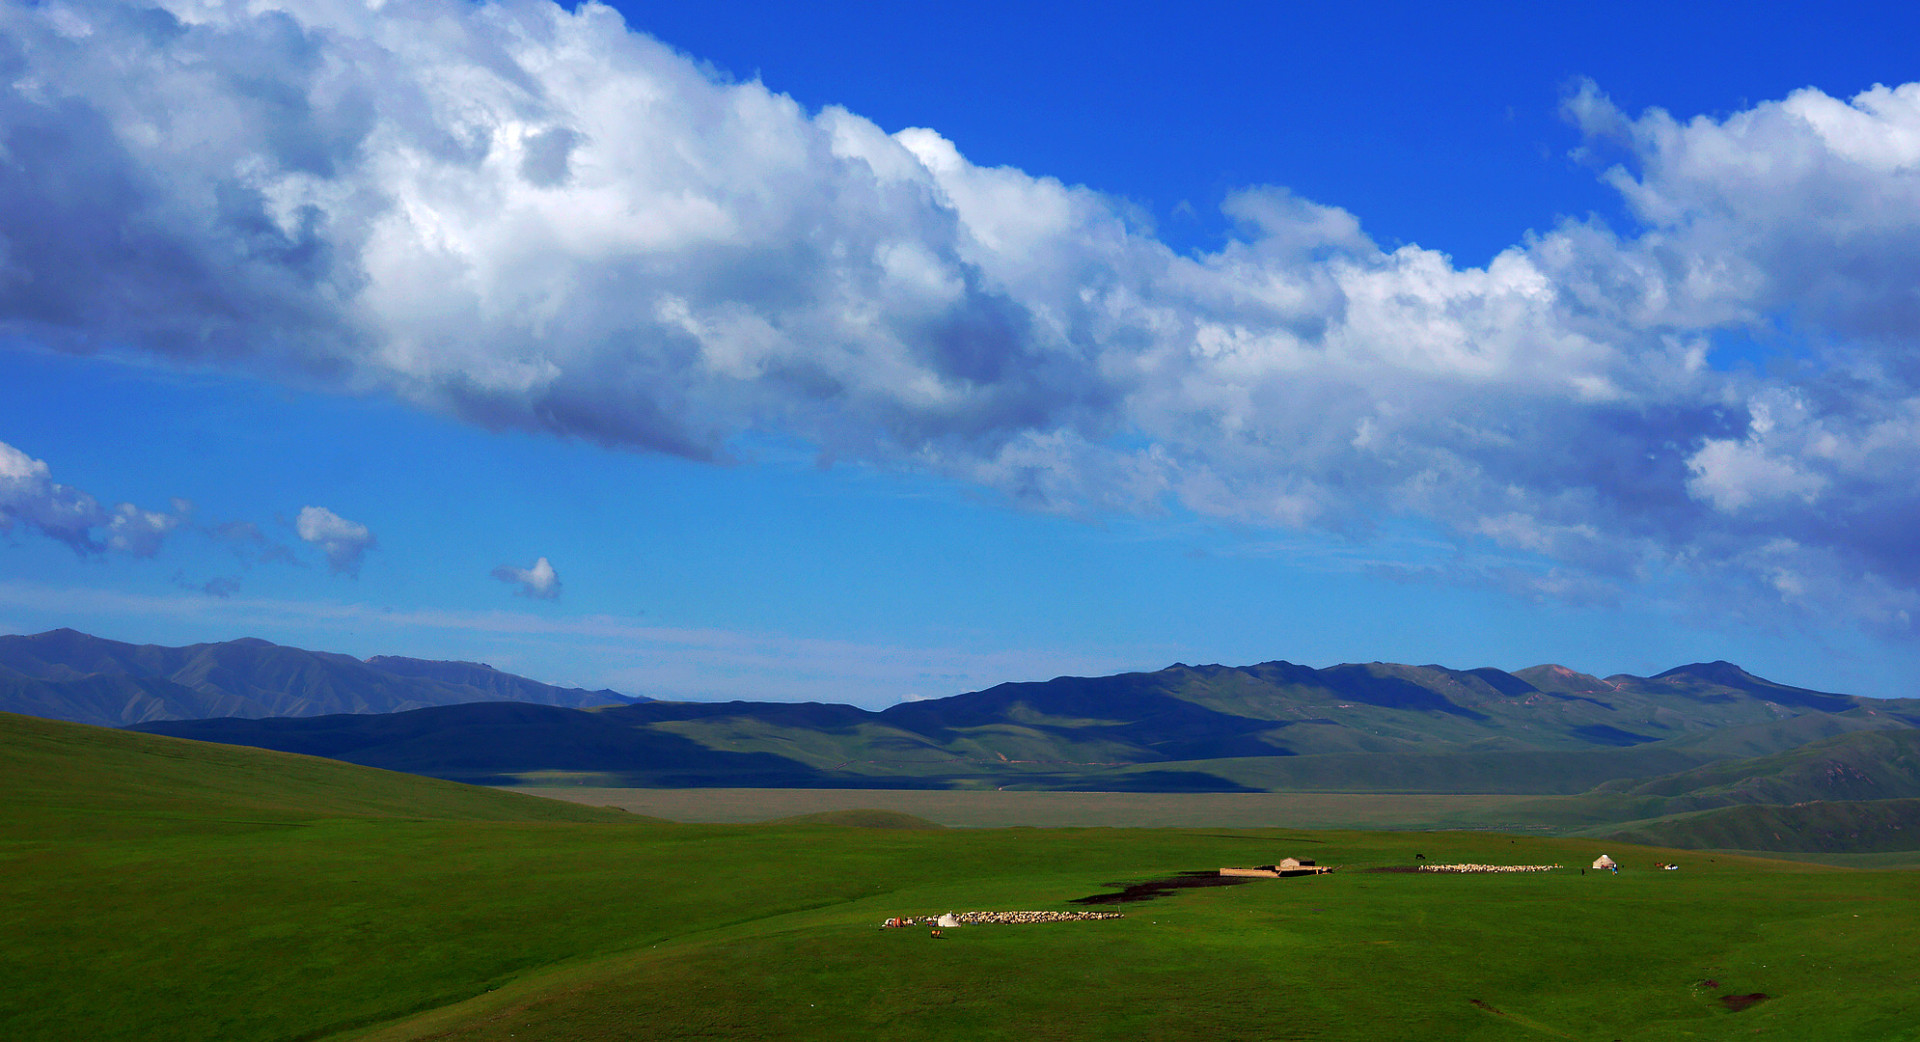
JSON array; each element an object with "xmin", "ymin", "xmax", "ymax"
[
  {"xmin": 109, "ymin": 635, "xmax": 1919, "ymax": 796},
  {"xmin": 0, "ymin": 629, "xmax": 640, "ymax": 727},
  {"xmin": 16, "ymin": 626, "xmax": 1920, "ymax": 852}
]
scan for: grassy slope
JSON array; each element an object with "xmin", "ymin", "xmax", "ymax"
[
  {"xmin": 1594, "ymin": 728, "xmax": 1920, "ymax": 807},
  {"xmin": 349, "ymin": 835, "xmax": 1918, "ymax": 1042},
  {"xmin": 0, "ymin": 711, "xmax": 631, "ymax": 828},
  {"xmin": 1594, "ymin": 798, "xmax": 1920, "ymax": 854},
  {"xmin": 7, "ymin": 714, "xmax": 1920, "ymax": 1042},
  {"xmin": 1136, "ymin": 746, "xmax": 1714, "ymax": 794}
]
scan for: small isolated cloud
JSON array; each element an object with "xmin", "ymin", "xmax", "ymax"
[
  {"xmin": 170, "ymin": 570, "xmax": 241, "ymax": 598},
  {"xmin": 492, "ymin": 556, "xmax": 562, "ymax": 600},
  {"xmin": 0, "ymin": 439, "xmax": 185, "ymax": 556},
  {"xmin": 207, "ymin": 520, "xmax": 301, "ymax": 566},
  {"xmin": 296, "ymin": 506, "xmax": 376, "ymax": 576}
]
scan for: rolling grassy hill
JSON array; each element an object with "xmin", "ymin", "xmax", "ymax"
[
  {"xmin": 0, "ymin": 710, "xmax": 632, "ymax": 827},
  {"xmin": 1594, "ymin": 728, "xmax": 1920, "ymax": 809},
  {"xmin": 1523, "ymin": 730, "xmax": 1920, "ymax": 855},
  {"xmin": 1595, "ymin": 798, "xmax": 1920, "ymax": 854},
  {"xmin": 6, "ymin": 712, "xmax": 1920, "ymax": 1042}
]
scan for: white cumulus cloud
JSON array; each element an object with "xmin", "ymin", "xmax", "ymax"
[
  {"xmin": 491, "ymin": 556, "xmax": 561, "ymax": 599},
  {"xmin": 6, "ymin": 0, "xmax": 1920, "ymax": 623},
  {"xmin": 296, "ymin": 505, "xmax": 376, "ymax": 575},
  {"xmin": 0, "ymin": 439, "xmax": 186, "ymax": 556}
]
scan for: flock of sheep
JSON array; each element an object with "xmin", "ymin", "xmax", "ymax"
[
  {"xmin": 1417, "ymin": 863, "xmax": 1562, "ymax": 873},
  {"xmin": 881, "ymin": 910, "xmax": 1125, "ymax": 928},
  {"xmin": 881, "ymin": 858, "xmax": 1618, "ymax": 933}
]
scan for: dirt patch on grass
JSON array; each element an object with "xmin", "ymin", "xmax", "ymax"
[
  {"xmin": 1720, "ymin": 992, "xmax": 1769, "ymax": 1012},
  {"xmin": 1070, "ymin": 871, "xmax": 1254, "ymax": 904}
]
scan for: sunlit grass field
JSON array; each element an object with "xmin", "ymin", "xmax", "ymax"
[{"xmin": 6, "ymin": 713, "xmax": 1919, "ymax": 1041}]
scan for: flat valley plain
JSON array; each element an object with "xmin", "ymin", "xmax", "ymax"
[
  {"xmin": 514, "ymin": 785, "xmax": 1920, "ymax": 868},
  {"xmin": 9, "ymin": 712, "xmax": 1920, "ymax": 1042},
  {"xmin": 521, "ymin": 784, "xmax": 1571, "ymax": 830}
]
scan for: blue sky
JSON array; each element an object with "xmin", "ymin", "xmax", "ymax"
[{"xmin": 4, "ymin": 0, "xmax": 1920, "ymax": 705}]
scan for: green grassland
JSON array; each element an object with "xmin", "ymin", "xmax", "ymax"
[
  {"xmin": 513, "ymin": 783, "xmax": 1920, "ymax": 861},
  {"xmin": 7, "ymin": 713, "xmax": 1920, "ymax": 1041},
  {"xmin": 0, "ymin": 711, "xmax": 635, "ymax": 832}
]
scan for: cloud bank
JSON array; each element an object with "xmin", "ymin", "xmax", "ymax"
[{"xmin": 6, "ymin": 0, "xmax": 1920, "ymax": 624}]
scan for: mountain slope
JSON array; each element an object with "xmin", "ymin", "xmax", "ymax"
[
  {"xmin": 0, "ymin": 629, "xmax": 639, "ymax": 726},
  {"xmin": 136, "ymin": 651, "xmax": 1920, "ymax": 793},
  {"xmin": 1591, "ymin": 728, "xmax": 1920, "ymax": 811},
  {"xmin": 141, "ymin": 702, "xmax": 837, "ymax": 787},
  {"xmin": 1595, "ymin": 798, "xmax": 1920, "ymax": 853}
]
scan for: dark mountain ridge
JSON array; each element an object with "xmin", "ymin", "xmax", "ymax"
[
  {"xmin": 0, "ymin": 629, "xmax": 640, "ymax": 727},
  {"xmin": 1649, "ymin": 660, "xmax": 1859, "ymax": 712}
]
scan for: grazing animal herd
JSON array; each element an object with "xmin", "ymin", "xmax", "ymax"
[{"xmin": 881, "ymin": 910, "xmax": 1127, "ymax": 929}]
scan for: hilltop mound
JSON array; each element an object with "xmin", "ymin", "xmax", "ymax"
[{"xmin": 0, "ymin": 711, "xmax": 630, "ymax": 828}]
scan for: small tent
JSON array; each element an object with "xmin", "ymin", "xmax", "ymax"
[
  {"xmin": 1591, "ymin": 854, "xmax": 1618, "ymax": 872},
  {"xmin": 936, "ymin": 913, "xmax": 960, "ymax": 928}
]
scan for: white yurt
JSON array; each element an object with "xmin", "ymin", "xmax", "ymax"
[{"xmin": 1591, "ymin": 854, "xmax": 1618, "ymax": 871}]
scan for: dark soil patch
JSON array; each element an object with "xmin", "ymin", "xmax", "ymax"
[
  {"xmin": 1720, "ymin": 993, "xmax": 1769, "ymax": 1012},
  {"xmin": 1071, "ymin": 871, "xmax": 1254, "ymax": 905},
  {"xmin": 1469, "ymin": 999, "xmax": 1506, "ymax": 1016}
]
